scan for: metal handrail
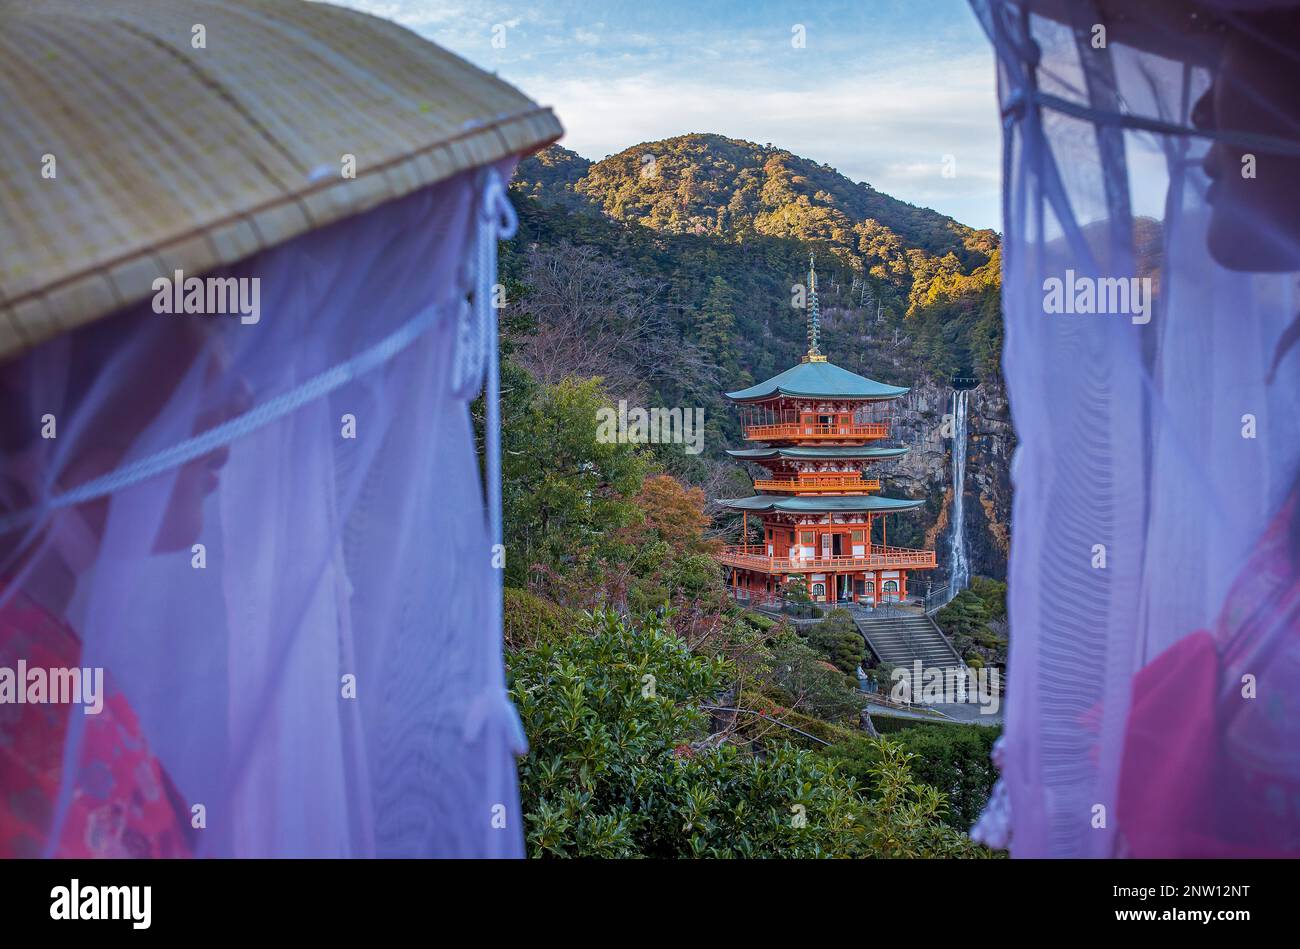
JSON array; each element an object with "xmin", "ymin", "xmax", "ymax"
[{"xmin": 923, "ymin": 584, "xmax": 958, "ymax": 615}]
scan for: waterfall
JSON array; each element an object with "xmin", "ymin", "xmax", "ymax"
[{"xmin": 947, "ymin": 388, "xmax": 971, "ymax": 597}]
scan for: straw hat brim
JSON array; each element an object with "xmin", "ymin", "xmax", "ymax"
[{"xmin": 0, "ymin": 0, "xmax": 562, "ymax": 363}]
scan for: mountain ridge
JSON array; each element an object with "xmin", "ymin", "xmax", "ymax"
[{"xmin": 513, "ymin": 133, "xmax": 998, "ymax": 278}]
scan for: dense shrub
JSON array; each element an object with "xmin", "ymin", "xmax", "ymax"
[
  {"xmin": 740, "ymin": 610, "xmax": 777, "ymax": 633},
  {"xmin": 936, "ymin": 578, "xmax": 1008, "ymax": 667},
  {"xmin": 504, "ymin": 586, "xmax": 583, "ymax": 650},
  {"xmin": 756, "ymin": 630, "xmax": 864, "ymax": 725},
  {"xmin": 804, "ymin": 609, "xmax": 867, "ymax": 674},
  {"xmin": 509, "ymin": 608, "xmax": 986, "ymax": 858},
  {"xmin": 824, "ymin": 721, "xmax": 1001, "ymax": 831}
]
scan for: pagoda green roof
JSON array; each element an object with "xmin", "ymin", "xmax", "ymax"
[
  {"xmin": 726, "ymin": 360, "xmax": 909, "ymax": 402},
  {"xmin": 726, "ymin": 446, "xmax": 909, "ymax": 461},
  {"xmin": 716, "ymin": 494, "xmax": 925, "ymax": 514}
]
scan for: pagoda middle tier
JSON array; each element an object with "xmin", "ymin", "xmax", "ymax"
[{"xmin": 726, "ymin": 444, "xmax": 909, "ymax": 495}]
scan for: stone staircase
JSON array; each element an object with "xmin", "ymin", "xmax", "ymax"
[{"xmin": 846, "ymin": 604, "xmax": 965, "ymax": 699}]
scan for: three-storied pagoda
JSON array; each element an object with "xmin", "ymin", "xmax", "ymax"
[{"xmin": 716, "ymin": 257, "xmax": 937, "ymax": 605}]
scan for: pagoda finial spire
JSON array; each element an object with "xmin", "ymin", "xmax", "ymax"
[{"xmin": 805, "ymin": 253, "xmax": 826, "ymax": 362}]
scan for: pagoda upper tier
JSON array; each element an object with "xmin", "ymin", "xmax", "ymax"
[
  {"xmin": 726, "ymin": 446, "xmax": 909, "ymax": 461},
  {"xmin": 725, "ymin": 359, "xmax": 909, "ymax": 403},
  {"xmin": 727, "ymin": 356, "xmax": 910, "ymax": 446},
  {"xmin": 719, "ymin": 350, "xmax": 918, "ymax": 506}
]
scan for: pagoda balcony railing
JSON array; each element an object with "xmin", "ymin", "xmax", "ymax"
[
  {"xmin": 751, "ymin": 475, "xmax": 882, "ymax": 493},
  {"xmin": 717, "ymin": 544, "xmax": 937, "ymax": 572},
  {"xmin": 743, "ymin": 421, "xmax": 889, "ymax": 441}
]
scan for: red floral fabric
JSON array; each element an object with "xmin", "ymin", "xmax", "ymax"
[
  {"xmin": 1118, "ymin": 492, "xmax": 1300, "ymax": 856},
  {"xmin": 0, "ymin": 586, "xmax": 191, "ymax": 858}
]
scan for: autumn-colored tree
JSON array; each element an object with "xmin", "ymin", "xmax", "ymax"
[
  {"xmin": 619, "ymin": 473, "xmax": 725, "ymax": 620},
  {"xmin": 629, "ymin": 473, "xmax": 720, "ymax": 557}
]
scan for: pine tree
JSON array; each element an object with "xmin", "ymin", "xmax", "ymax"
[{"xmin": 698, "ymin": 275, "xmax": 741, "ymax": 379}]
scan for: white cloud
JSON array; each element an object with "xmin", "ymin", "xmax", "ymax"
[
  {"xmin": 318, "ymin": 0, "xmax": 1004, "ymax": 228},
  {"xmin": 523, "ymin": 56, "xmax": 1002, "ymax": 228}
]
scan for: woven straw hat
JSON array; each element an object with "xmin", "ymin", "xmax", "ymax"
[{"xmin": 0, "ymin": 0, "xmax": 562, "ymax": 362}]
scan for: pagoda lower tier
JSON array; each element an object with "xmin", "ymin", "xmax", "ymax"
[{"xmin": 715, "ymin": 495, "xmax": 937, "ymax": 606}]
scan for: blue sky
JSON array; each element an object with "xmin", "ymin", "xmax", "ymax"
[{"xmin": 329, "ymin": 0, "xmax": 1003, "ymax": 229}]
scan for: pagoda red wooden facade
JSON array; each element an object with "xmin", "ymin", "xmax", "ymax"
[{"xmin": 716, "ymin": 257, "xmax": 937, "ymax": 605}]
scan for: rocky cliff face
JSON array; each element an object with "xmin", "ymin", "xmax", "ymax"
[{"xmin": 883, "ymin": 377, "xmax": 1013, "ymax": 582}]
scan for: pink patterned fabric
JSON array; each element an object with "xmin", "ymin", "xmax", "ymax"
[
  {"xmin": 0, "ymin": 584, "xmax": 191, "ymax": 858},
  {"xmin": 1120, "ymin": 490, "xmax": 1300, "ymax": 855}
]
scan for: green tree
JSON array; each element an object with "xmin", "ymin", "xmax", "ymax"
[
  {"xmin": 936, "ymin": 590, "xmax": 989, "ymax": 643},
  {"xmin": 969, "ymin": 575, "xmax": 1007, "ymax": 621},
  {"xmin": 935, "ymin": 581, "xmax": 1008, "ymax": 666},
  {"xmin": 785, "ymin": 576, "xmax": 811, "ymax": 603},
  {"xmin": 502, "ymin": 377, "xmax": 651, "ymax": 587},
  {"xmin": 697, "ymin": 275, "xmax": 741, "ymax": 379}
]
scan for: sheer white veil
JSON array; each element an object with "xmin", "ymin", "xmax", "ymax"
[
  {"xmin": 970, "ymin": 0, "xmax": 1300, "ymax": 856},
  {"xmin": 0, "ymin": 162, "xmax": 526, "ymax": 857}
]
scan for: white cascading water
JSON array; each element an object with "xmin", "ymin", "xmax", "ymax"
[{"xmin": 947, "ymin": 388, "xmax": 971, "ymax": 597}]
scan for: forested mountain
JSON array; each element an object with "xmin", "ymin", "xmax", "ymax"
[
  {"xmin": 511, "ymin": 135, "xmax": 1004, "ymax": 395},
  {"xmin": 502, "ymin": 133, "xmax": 1013, "ymax": 579},
  {"xmin": 515, "ymin": 134, "xmax": 997, "ymax": 264}
]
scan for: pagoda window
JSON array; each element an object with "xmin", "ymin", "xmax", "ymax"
[
  {"xmin": 811, "ymin": 583, "xmax": 826, "ymax": 598},
  {"xmin": 800, "ymin": 531, "xmax": 815, "ymax": 545}
]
